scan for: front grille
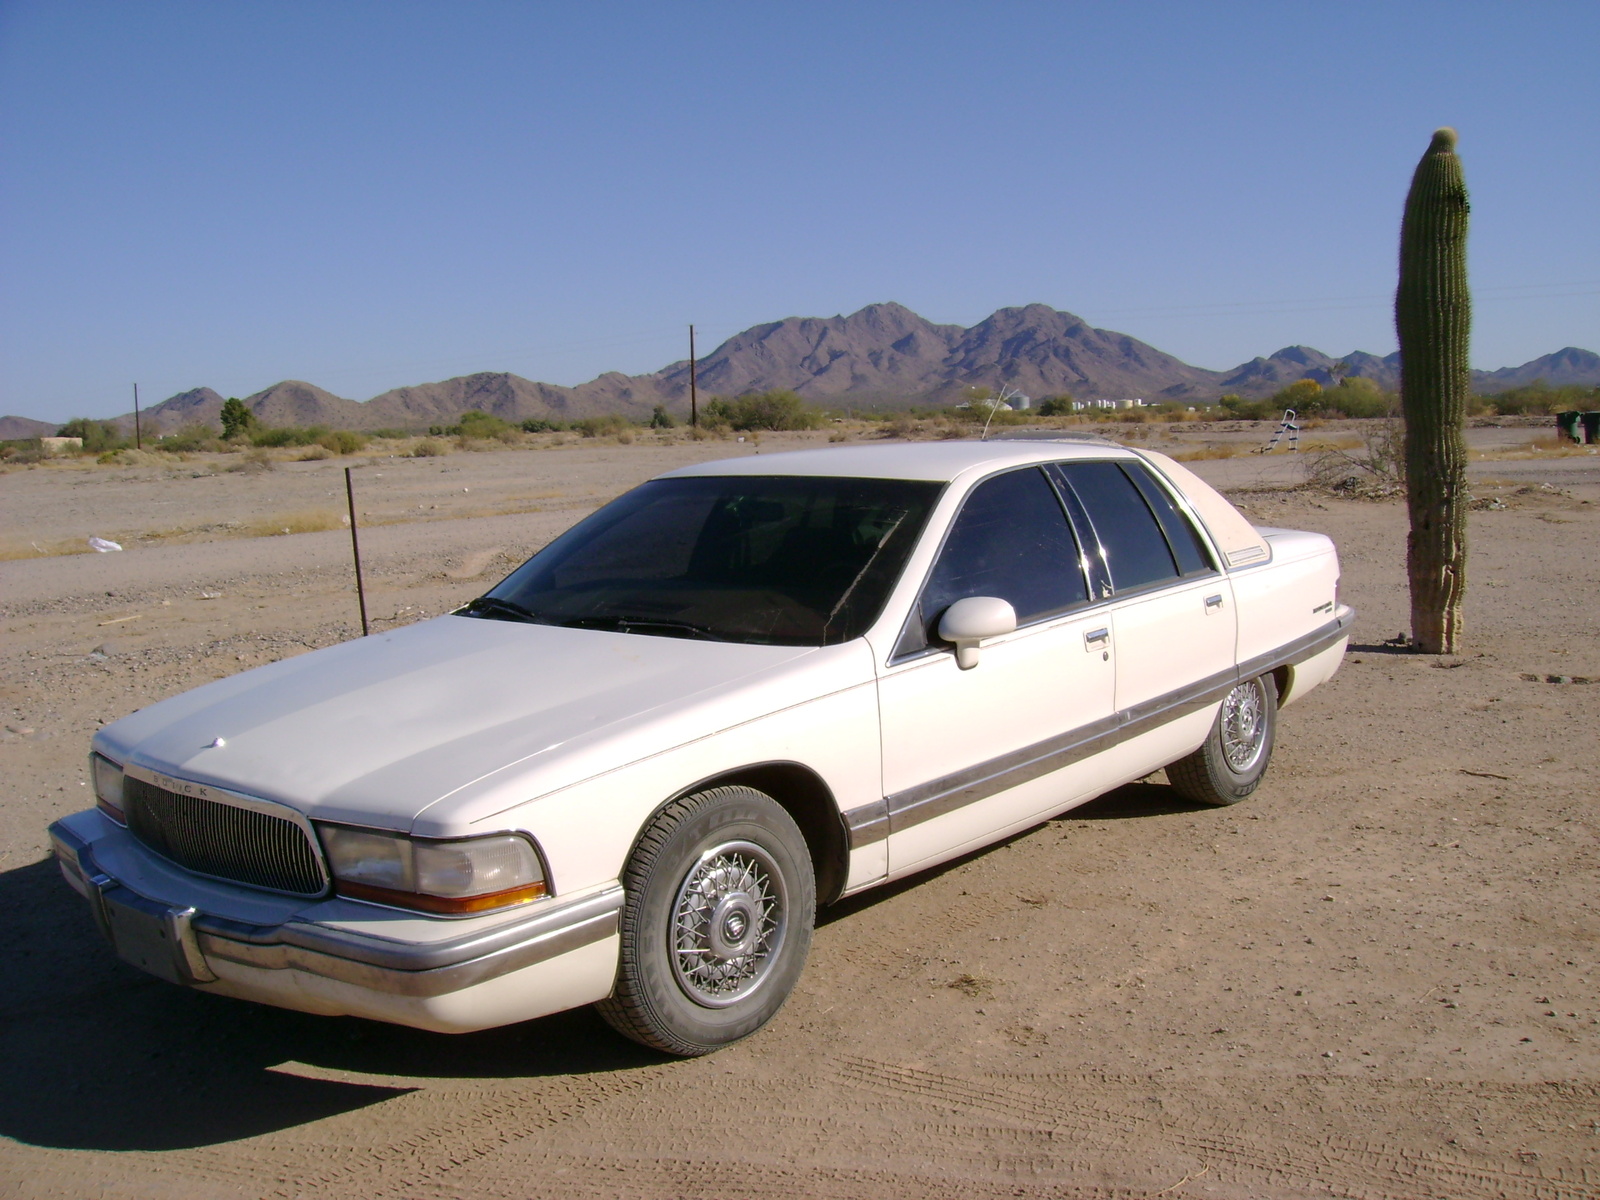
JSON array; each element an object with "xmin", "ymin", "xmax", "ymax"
[{"xmin": 123, "ymin": 776, "xmax": 326, "ymax": 896}]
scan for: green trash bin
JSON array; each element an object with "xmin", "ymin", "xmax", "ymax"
[
  {"xmin": 1557, "ymin": 411, "xmax": 1583, "ymax": 442},
  {"xmin": 1583, "ymin": 412, "xmax": 1600, "ymax": 445}
]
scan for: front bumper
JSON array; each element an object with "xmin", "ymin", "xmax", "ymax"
[{"xmin": 50, "ymin": 812, "xmax": 624, "ymax": 1031}]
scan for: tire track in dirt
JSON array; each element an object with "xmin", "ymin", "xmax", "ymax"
[
  {"xmin": 162, "ymin": 1071, "xmax": 671, "ymax": 1200},
  {"xmin": 838, "ymin": 1056, "xmax": 1596, "ymax": 1199},
  {"xmin": 407, "ymin": 1148, "xmax": 1165, "ymax": 1200}
]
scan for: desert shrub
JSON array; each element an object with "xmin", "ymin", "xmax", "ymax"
[
  {"xmin": 224, "ymin": 448, "xmax": 277, "ymax": 472},
  {"xmin": 56, "ymin": 418, "xmax": 130, "ymax": 453},
  {"xmin": 316, "ymin": 429, "xmax": 368, "ymax": 455},
  {"xmin": 450, "ymin": 410, "xmax": 516, "ymax": 440},
  {"xmin": 648, "ymin": 404, "xmax": 676, "ymax": 429},
  {"xmin": 573, "ymin": 414, "xmax": 635, "ymax": 438},
  {"xmin": 410, "ymin": 438, "xmax": 447, "ymax": 457},
  {"xmin": 1, "ymin": 439, "xmax": 45, "ymax": 463},
  {"xmin": 702, "ymin": 390, "xmax": 824, "ymax": 432},
  {"xmin": 1218, "ymin": 394, "xmax": 1279, "ymax": 421},
  {"xmin": 251, "ymin": 424, "xmax": 331, "ymax": 448},
  {"xmin": 297, "ymin": 444, "xmax": 333, "ymax": 460},
  {"xmin": 1485, "ymin": 382, "xmax": 1598, "ymax": 417},
  {"xmin": 1318, "ymin": 378, "xmax": 1395, "ymax": 419},
  {"xmin": 367, "ymin": 427, "xmax": 414, "ymax": 440},
  {"xmin": 1035, "ymin": 395, "xmax": 1076, "ymax": 417},
  {"xmin": 158, "ymin": 424, "xmax": 228, "ymax": 452},
  {"xmin": 519, "ymin": 417, "xmax": 566, "ymax": 433}
]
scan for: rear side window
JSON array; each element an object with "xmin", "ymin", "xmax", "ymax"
[
  {"xmin": 1055, "ymin": 461, "xmax": 1179, "ymax": 593},
  {"xmin": 1124, "ymin": 464, "xmax": 1215, "ymax": 576},
  {"xmin": 918, "ymin": 466, "xmax": 1088, "ymax": 631}
]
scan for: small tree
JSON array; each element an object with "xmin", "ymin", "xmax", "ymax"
[
  {"xmin": 1272, "ymin": 378, "xmax": 1326, "ymax": 414},
  {"xmin": 56, "ymin": 417, "xmax": 129, "ymax": 453},
  {"xmin": 220, "ymin": 398, "xmax": 257, "ymax": 440},
  {"xmin": 1396, "ymin": 128, "xmax": 1471, "ymax": 654},
  {"xmin": 649, "ymin": 404, "xmax": 676, "ymax": 429}
]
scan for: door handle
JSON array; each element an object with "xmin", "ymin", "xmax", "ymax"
[
  {"xmin": 1084, "ymin": 627, "xmax": 1110, "ymax": 649},
  {"xmin": 1204, "ymin": 594, "xmax": 1225, "ymax": 612}
]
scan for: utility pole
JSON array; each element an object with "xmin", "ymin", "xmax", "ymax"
[
  {"xmin": 689, "ymin": 324, "xmax": 698, "ymax": 429},
  {"xmin": 133, "ymin": 383, "xmax": 142, "ymax": 450}
]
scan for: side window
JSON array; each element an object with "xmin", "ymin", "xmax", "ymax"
[
  {"xmin": 1055, "ymin": 461, "xmax": 1180, "ymax": 593},
  {"xmin": 1124, "ymin": 464, "xmax": 1216, "ymax": 576},
  {"xmin": 916, "ymin": 467, "xmax": 1088, "ymax": 641}
]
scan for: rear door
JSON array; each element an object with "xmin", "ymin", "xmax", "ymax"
[{"xmin": 1052, "ymin": 460, "xmax": 1235, "ymax": 761}]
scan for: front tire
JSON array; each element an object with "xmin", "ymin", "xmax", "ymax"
[
  {"xmin": 1166, "ymin": 673, "xmax": 1277, "ymax": 806},
  {"xmin": 596, "ymin": 786, "xmax": 815, "ymax": 1056}
]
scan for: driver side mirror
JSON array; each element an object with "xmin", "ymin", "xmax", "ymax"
[{"xmin": 938, "ymin": 596, "xmax": 1017, "ymax": 670}]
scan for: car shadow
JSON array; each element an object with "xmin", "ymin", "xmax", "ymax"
[
  {"xmin": 0, "ymin": 856, "xmax": 659, "ymax": 1152},
  {"xmin": 818, "ymin": 779, "xmax": 1209, "ymax": 927},
  {"xmin": 1059, "ymin": 778, "xmax": 1212, "ymax": 821}
]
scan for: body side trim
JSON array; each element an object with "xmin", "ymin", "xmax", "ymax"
[{"xmin": 844, "ymin": 608, "xmax": 1353, "ymax": 848}]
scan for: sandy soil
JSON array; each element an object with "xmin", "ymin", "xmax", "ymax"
[{"xmin": 3, "ymin": 430, "xmax": 1598, "ymax": 1200}]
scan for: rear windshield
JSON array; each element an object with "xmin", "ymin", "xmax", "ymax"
[{"xmin": 465, "ymin": 475, "xmax": 943, "ymax": 645}]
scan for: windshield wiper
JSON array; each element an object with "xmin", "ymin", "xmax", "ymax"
[
  {"xmin": 555, "ymin": 615, "xmax": 719, "ymax": 641},
  {"xmin": 458, "ymin": 595, "xmax": 540, "ymax": 624}
]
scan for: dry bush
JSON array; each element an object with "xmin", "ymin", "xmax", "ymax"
[
  {"xmin": 296, "ymin": 445, "xmax": 333, "ymax": 461},
  {"xmin": 1172, "ymin": 445, "xmax": 1243, "ymax": 462},
  {"xmin": 0, "ymin": 536, "xmax": 94, "ymax": 561},
  {"xmin": 1300, "ymin": 434, "xmax": 1365, "ymax": 452},
  {"xmin": 96, "ymin": 448, "xmax": 165, "ymax": 468},
  {"xmin": 1304, "ymin": 420, "xmax": 1405, "ymax": 496},
  {"xmin": 245, "ymin": 509, "xmax": 348, "ymax": 537},
  {"xmin": 410, "ymin": 438, "xmax": 447, "ymax": 458}
]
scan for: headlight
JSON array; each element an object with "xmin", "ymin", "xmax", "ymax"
[
  {"xmin": 316, "ymin": 825, "xmax": 547, "ymax": 915},
  {"xmin": 91, "ymin": 753, "xmax": 126, "ymax": 824}
]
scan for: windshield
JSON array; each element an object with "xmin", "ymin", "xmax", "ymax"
[{"xmin": 463, "ymin": 475, "xmax": 942, "ymax": 645}]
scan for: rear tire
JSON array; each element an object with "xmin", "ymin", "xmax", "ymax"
[
  {"xmin": 596, "ymin": 786, "xmax": 815, "ymax": 1056},
  {"xmin": 1166, "ymin": 673, "xmax": 1277, "ymax": 806}
]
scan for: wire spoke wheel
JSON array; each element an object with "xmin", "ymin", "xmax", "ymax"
[
  {"xmin": 670, "ymin": 841, "xmax": 787, "ymax": 1007},
  {"xmin": 596, "ymin": 785, "xmax": 815, "ymax": 1056},
  {"xmin": 1220, "ymin": 679, "xmax": 1268, "ymax": 773},
  {"xmin": 1165, "ymin": 673, "xmax": 1277, "ymax": 807}
]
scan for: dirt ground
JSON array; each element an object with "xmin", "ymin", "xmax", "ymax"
[{"xmin": 2, "ymin": 429, "xmax": 1598, "ymax": 1200}]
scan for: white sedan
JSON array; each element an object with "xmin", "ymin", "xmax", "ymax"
[{"xmin": 51, "ymin": 439, "xmax": 1351, "ymax": 1055}]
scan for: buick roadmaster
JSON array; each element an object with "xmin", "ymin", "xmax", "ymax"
[{"xmin": 50, "ymin": 440, "xmax": 1351, "ymax": 1055}]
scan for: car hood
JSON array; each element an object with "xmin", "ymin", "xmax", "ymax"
[{"xmin": 94, "ymin": 615, "xmax": 822, "ymax": 830}]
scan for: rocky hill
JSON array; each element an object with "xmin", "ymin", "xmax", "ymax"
[{"xmin": 46, "ymin": 303, "xmax": 1600, "ymax": 433}]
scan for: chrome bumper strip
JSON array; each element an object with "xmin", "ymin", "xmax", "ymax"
[
  {"xmin": 50, "ymin": 819, "xmax": 623, "ymax": 998},
  {"xmin": 843, "ymin": 609, "xmax": 1354, "ymax": 848}
]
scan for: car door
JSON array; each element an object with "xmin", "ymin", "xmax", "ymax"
[
  {"xmin": 876, "ymin": 465, "xmax": 1119, "ymax": 877},
  {"xmin": 1051, "ymin": 460, "xmax": 1236, "ymax": 767}
]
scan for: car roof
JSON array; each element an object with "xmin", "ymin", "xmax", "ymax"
[{"xmin": 658, "ymin": 437, "xmax": 1137, "ymax": 483}]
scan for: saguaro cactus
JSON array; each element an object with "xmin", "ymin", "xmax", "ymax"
[{"xmin": 1396, "ymin": 127, "xmax": 1470, "ymax": 654}]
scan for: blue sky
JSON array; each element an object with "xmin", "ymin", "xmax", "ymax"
[{"xmin": 2, "ymin": 1, "xmax": 1596, "ymax": 422}]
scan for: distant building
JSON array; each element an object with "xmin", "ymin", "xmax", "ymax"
[{"xmin": 1073, "ymin": 398, "xmax": 1146, "ymax": 411}]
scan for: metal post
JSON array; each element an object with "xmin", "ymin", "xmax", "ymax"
[
  {"xmin": 133, "ymin": 383, "xmax": 142, "ymax": 450},
  {"xmin": 689, "ymin": 324, "xmax": 698, "ymax": 429},
  {"xmin": 344, "ymin": 466, "xmax": 370, "ymax": 636}
]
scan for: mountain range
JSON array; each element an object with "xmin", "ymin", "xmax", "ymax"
[{"xmin": 5, "ymin": 302, "xmax": 1597, "ymax": 438}]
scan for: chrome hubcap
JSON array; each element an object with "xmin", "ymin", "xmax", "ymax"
[
  {"xmin": 671, "ymin": 840, "xmax": 786, "ymax": 1008},
  {"xmin": 1220, "ymin": 679, "xmax": 1268, "ymax": 772}
]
